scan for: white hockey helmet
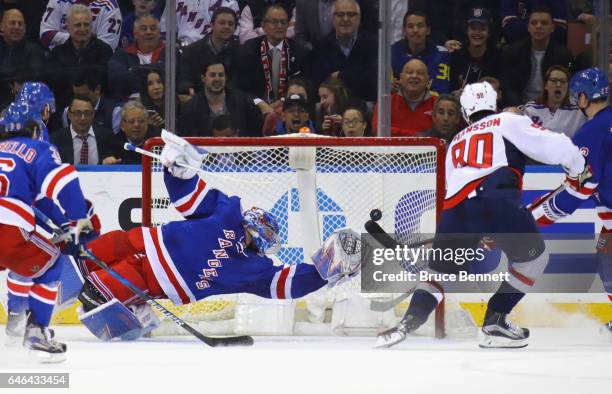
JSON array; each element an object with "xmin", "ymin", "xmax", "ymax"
[{"xmin": 460, "ymin": 81, "xmax": 498, "ymax": 122}]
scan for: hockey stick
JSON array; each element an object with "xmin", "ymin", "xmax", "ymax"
[
  {"xmin": 364, "ymin": 211, "xmax": 435, "ymax": 312},
  {"xmin": 33, "ymin": 208, "xmax": 254, "ymax": 347},
  {"xmin": 124, "ymin": 141, "xmax": 274, "ymax": 185}
]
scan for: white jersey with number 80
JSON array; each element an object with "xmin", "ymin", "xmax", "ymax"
[{"xmin": 444, "ymin": 112, "xmax": 585, "ymax": 209}]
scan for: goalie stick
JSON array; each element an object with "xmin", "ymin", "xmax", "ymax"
[
  {"xmin": 124, "ymin": 137, "xmax": 273, "ymax": 185},
  {"xmin": 33, "ymin": 208, "xmax": 254, "ymax": 348},
  {"xmin": 364, "ymin": 212, "xmax": 434, "ymax": 312}
]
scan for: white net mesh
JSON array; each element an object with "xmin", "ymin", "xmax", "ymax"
[{"xmin": 144, "ymin": 137, "xmax": 442, "ymax": 335}]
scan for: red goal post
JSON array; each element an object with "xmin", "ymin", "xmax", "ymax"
[{"xmin": 141, "ymin": 136, "xmax": 447, "ymax": 337}]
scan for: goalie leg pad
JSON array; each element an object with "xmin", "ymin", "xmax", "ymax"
[
  {"xmin": 56, "ymin": 255, "xmax": 84, "ymax": 308},
  {"xmin": 78, "ymin": 299, "xmax": 160, "ymax": 341}
]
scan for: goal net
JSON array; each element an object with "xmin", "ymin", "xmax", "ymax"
[{"xmin": 141, "ymin": 135, "xmax": 445, "ymax": 336}]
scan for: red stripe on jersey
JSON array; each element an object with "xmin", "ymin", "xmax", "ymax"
[
  {"xmin": 30, "ymin": 284, "xmax": 58, "ymax": 302},
  {"xmin": 536, "ymin": 216, "xmax": 555, "ymax": 226},
  {"xmin": 598, "ymin": 212, "xmax": 612, "ymax": 220},
  {"xmin": 46, "ymin": 165, "xmax": 75, "ymax": 199},
  {"xmin": 608, "ymin": 294, "xmax": 612, "ymax": 302},
  {"xmin": 7, "ymin": 280, "xmax": 32, "ymax": 295},
  {"xmin": 276, "ymin": 267, "xmax": 290, "ymax": 299},
  {"xmin": 0, "ymin": 199, "xmax": 35, "ymax": 228},
  {"xmin": 175, "ymin": 179, "xmax": 206, "ymax": 214},
  {"xmin": 509, "ymin": 267, "xmax": 535, "ymax": 287},
  {"xmin": 443, "ymin": 178, "xmax": 485, "ymax": 210},
  {"xmin": 149, "ymin": 228, "xmax": 190, "ymax": 304}
]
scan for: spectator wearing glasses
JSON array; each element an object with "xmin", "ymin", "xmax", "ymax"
[
  {"xmin": 522, "ymin": 65, "xmax": 586, "ymax": 138},
  {"xmin": 51, "ymin": 95, "xmax": 114, "ymax": 165},
  {"xmin": 312, "ymin": 0, "xmax": 377, "ymax": 102},
  {"xmin": 238, "ymin": 0, "xmax": 296, "ymax": 44},
  {"xmin": 103, "ymin": 100, "xmax": 161, "ymax": 164},
  {"xmin": 234, "ymin": 4, "xmax": 310, "ymax": 106},
  {"xmin": 341, "ymin": 104, "xmax": 368, "ymax": 137}
]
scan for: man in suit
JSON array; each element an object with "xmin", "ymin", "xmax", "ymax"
[
  {"xmin": 51, "ymin": 96, "xmax": 113, "ymax": 165},
  {"xmin": 294, "ymin": 0, "xmax": 377, "ymax": 50},
  {"xmin": 234, "ymin": 4, "xmax": 310, "ymax": 106},
  {"xmin": 311, "ymin": 0, "xmax": 377, "ymax": 102},
  {"xmin": 102, "ymin": 100, "xmax": 161, "ymax": 165}
]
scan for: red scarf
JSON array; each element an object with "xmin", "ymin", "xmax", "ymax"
[{"xmin": 260, "ymin": 39, "xmax": 289, "ymax": 102}]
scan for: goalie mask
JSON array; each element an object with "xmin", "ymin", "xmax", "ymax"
[{"xmin": 242, "ymin": 207, "xmax": 281, "ymax": 255}]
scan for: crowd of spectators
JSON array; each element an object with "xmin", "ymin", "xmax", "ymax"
[{"xmin": 0, "ymin": 0, "xmax": 608, "ymax": 166}]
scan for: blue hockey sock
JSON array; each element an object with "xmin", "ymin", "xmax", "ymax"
[
  {"xmin": 28, "ymin": 283, "xmax": 58, "ymax": 326},
  {"xmin": 597, "ymin": 252, "xmax": 612, "ymax": 303},
  {"xmin": 6, "ymin": 273, "xmax": 32, "ymax": 314},
  {"xmin": 487, "ymin": 281, "xmax": 525, "ymax": 314},
  {"xmin": 406, "ymin": 289, "xmax": 439, "ymax": 322}
]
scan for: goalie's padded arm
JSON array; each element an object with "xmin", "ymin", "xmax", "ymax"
[{"xmin": 163, "ymin": 169, "xmax": 218, "ymax": 219}]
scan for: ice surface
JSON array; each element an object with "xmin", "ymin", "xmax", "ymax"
[{"xmin": 1, "ymin": 325, "xmax": 611, "ymax": 394}]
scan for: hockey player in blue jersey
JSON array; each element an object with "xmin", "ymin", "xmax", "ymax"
[
  {"xmin": 3, "ymin": 83, "xmax": 78, "ymax": 347},
  {"xmin": 375, "ymin": 81, "xmax": 590, "ymax": 349},
  {"xmin": 0, "ymin": 102, "xmax": 93, "ymax": 362},
  {"xmin": 530, "ymin": 67, "xmax": 612, "ymax": 334},
  {"xmin": 76, "ymin": 132, "xmax": 363, "ymax": 341},
  {"xmin": 14, "ymin": 81, "xmax": 56, "ymax": 142}
]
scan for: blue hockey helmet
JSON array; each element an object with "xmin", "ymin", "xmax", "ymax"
[
  {"xmin": 569, "ymin": 67, "xmax": 609, "ymax": 105},
  {"xmin": 242, "ymin": 207, "xmax": 281, "ymax": 255},
  {"xmin": 17, "ymin": 82, "xmax": 56, "ymax": 115},
  {"xmin": 0, "ymin": 101, "xmax": 41, "ymax": 134}
]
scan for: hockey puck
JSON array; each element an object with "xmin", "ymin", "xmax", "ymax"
[{"xmin": 370, "ymin": 209, "xmax": 382, "ymax": 221}]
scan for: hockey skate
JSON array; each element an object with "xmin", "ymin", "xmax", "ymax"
[
  {"xmin": 23, "ymin": 315, "xmax": 66, "ymax": 363},
  {"xmin": 375, "ymin": 314, "xmax": 426, "ymax": 348},
  {"xmin": 478, "ymin": 310, "xmax": 529, "ymax": 348},
  {"xmin": 600, "ymin": 321, "xmax": 612, "ymax": 340},
  {"xmin": 5, "ymin": 311, "xmax": 26, "ymax": 346}
]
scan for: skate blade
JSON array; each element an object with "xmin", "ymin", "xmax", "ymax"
[
  {"xmin": 4, "ymin": 335, "xmax": 23, "ymax": 347},
  {"xmin": 28, "ymin": 349, "xmax": 67, "ymax": 364},
  {"xmin": 478, "ymin": 331, "xmax": 528, "ymax": 349},
  {"xmin": 374, "ymin": 332, "xmax": 406, "ymax": 349}
]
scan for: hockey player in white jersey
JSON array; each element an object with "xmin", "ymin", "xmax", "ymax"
[
  {"xmin": 161, "ymin": 0, "xmax": 239, "ymax": 45},
  {"xmin": 40, "ymin": 0, "xmax": 123, "ymax": 50},
  {"xmin": 376, "ymin": 81, "xmax": 590, "ymax": 349}
]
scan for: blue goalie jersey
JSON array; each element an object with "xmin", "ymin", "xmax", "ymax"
[{"xmin": 140, "ymin": 171, "xmax": 326, "ymax": 305}]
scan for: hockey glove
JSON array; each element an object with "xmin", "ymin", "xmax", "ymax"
[
  {"xmin": 70, "ymin": 218, "xmax": 94, "ymax": 246},
  {"xmin": 160, "ymin": 130, "xmax": 207, "ymax": 179},
  {"xmin": 596, "ymin": 228, "xmax": 612, "ymax": 255},
  {"xmin": 564, "ymin": 163, "xmax": 593, "ymax": 194}
]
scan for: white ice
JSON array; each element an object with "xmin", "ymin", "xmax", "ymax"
[{"xmin": 1, "ymin": 325, "xmax": 611, "ymax": 394}]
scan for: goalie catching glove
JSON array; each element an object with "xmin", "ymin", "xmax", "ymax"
[
  {"xmin": 311, "ymin": 228, "xmax": 368, "ymax": 287},
  {"xmin": 160, "ymin": 129, "xmax": 208, "ymax": 179}
]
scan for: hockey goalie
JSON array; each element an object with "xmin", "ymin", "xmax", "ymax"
[{"xmin": 77, "ymin": 132, "xmax": 364, "ymax": 341}]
